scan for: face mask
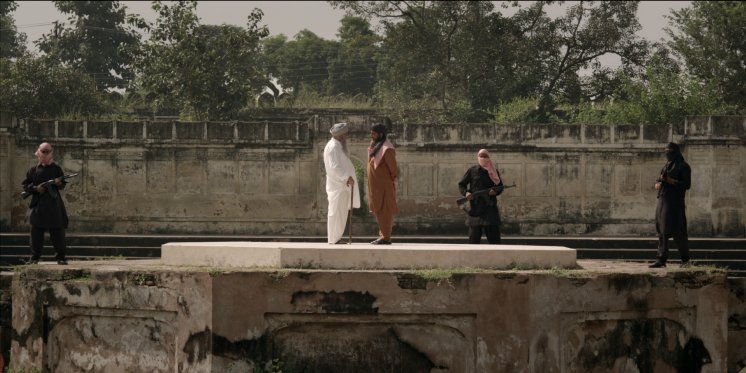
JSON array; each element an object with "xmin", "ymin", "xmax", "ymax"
[{"xmin": 665, "ymin": 151, "xmax": 676, "ymax": 162}]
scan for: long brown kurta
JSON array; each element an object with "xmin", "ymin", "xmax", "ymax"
[{"xmin": 367, "ymin": 148, "xmax": 399, "ymax": 240}]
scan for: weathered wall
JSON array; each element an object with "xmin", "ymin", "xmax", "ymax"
[
  {"xmin": 8, "ymin": 263, "xmax": 731, "ymax": 372},
  {"xmin": 729, "ymin": 278, "xmax": 746, "ymax": 372},
  {"xmin": 1, "ymin": 113, "xmax": 744, "ymax": 236},
  {"xmin": 0, "ymin": 272, "xmax": 11, "ymax": 371}
]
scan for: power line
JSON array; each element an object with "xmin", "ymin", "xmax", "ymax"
[{"xmin": 10, "ymin": 21, "xmax": 56, "ymax": 29}]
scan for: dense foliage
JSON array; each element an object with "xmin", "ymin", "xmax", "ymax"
[
  {"xmin": 135, "ymin": 1, "xmax": 268, "ymax": 120},
  {"xmin": 0, "ymin": 0, "xmax": 27, "ymax": 58},
  {"xmin": 0, "ymin": 0, "xmax": 743, "ymax": 122},
  {"xmin": 37, "ymin": 1, "xmax": 146, "ymax": 91}
]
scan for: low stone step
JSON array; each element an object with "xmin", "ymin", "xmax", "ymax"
[{"xmin": 161, "ymin": 241, "xmax": 578, "ymax": 269}]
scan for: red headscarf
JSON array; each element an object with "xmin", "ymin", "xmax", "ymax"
[
  {"xmin": 477, "ymin": 149, "xmax": 501, "ymax": 185},
  {"xmin": 35, "ymin": 142, "xmax": 54, "ymax": 166}
]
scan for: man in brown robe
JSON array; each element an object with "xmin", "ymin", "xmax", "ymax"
[
  {"xmin": 650, "ymin": 142, "xmax": 691, "ymax": 268},
  {"xmin": 367, "ymin": 123, "xmax": 399, "ymax": 245}
]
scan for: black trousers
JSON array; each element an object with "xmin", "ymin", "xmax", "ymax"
[
  {"xmin": 468, "ymin": 225, "xmax": 501, "ymax": 244},
  {"xmin": 656, "ymin": 232, "xmax": 690, "ymax": 263},
  {"xmin": 30, "ymin": 226, "xmax": 67, "ymax": 261}
]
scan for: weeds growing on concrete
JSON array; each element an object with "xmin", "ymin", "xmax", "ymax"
[
  {"xmin": 131, "ymin": 273, "xmax": 157, "ymax": 286},
  {"xmin": 3, "ymin": 365, "xmax": 42, "ymax": 373},
  {"xmin": 510, "ymin": 263, "xmax": 541, "ymax": 271},
  {"xmin": 65, "ymin": 270, "xmax": 92, "ymax": 281},
  {"xmin": 11, "ymin": 265, "xmax": 28, "ymax": 273},
  {"xmin": 408, "ymin": 267, "xmax": 486, "ymax": 287},
  {"xmin": 208, "ymin": 268, "xmax": 226, "ymax": 277},
  {"xmin": 291, "ymin": 261, "xmax": 321, "ymax": 270},
  {"xmin": 669, "ymin": 263, "xmax": 726, "ymax": 275},
  {"xmin": 269, "ymin": 270, "xmax": 290, "ymax": 282}
]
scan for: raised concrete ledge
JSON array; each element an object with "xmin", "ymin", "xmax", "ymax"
[{"xmin": 161, "ymin": 242, "xmax": 576, "ymax": 269}]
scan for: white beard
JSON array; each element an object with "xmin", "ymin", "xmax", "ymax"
[{"xmin": 340, "ymin": 138, "xmax": 349, "ymax": 156}]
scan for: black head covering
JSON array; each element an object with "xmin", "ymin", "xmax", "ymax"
[
  {"xmin": 665, "ymin": 142, "xmax": 682, "ymax": 162},
  {"xmin": 369, "ymin": 123, "xmax": 389, "ymax": 157},
  {"xmin": 371, "ymin": 123, "xmax": 388, "ymax": 135}
]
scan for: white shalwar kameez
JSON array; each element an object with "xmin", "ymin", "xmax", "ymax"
[{"xmin": 323, "ymin": 138, "xmax": 361, "ymax": 243}]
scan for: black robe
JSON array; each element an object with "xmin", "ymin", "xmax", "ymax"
[
  {"xmin": 655, "ymin": 155, "xmax": 691, "ymax": 236},
  {"xmin": 22, "ymin": 163, "xmax": 69, "ymax": 228},
  {"xmin": 458, "ymin": 165, "xmax": 502, "ymax": 226}
]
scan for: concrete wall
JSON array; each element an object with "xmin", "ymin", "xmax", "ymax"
[
  {"xmin": 1, "ymin": 113, "xmax": 744, "ymax": 237},
  {"xmin": 729, "ymin": 278, "xmax": 746, "ymax": 372},
  {"xmin": 0, "ymin": 272, "xmax": 11, "ymax": 371},
  {"xmin": 7, "ymin": 263, "xmax": 732, "ymax": 372}
]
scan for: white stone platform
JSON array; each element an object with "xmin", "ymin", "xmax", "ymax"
[{"xmin": 161, "ymin": 242, "xmax": 576, "ymax": 269}]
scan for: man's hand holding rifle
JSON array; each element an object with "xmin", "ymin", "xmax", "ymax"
[
  {"xmin": 456, "ymin": 183, "xmax": 516, "ymax": 205},
  {"xmin": 22, "ymin": 173, "xmax": 78, "ymax": 199}
]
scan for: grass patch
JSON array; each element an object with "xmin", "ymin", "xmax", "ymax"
[
  {"xmin": 208, "ymin": 268, "xmax": 226, "ymax": 277},
  {"xmin": 510, "ymin": 263, "xmax": 543, "ymax": 271},
  {"xmin": 63, "ymin": 269, "xmax": 92, "ymax": 281},
  {"xmin": 541, "ymin": 266, "xmax": 596, "ymax": 278},
  {"xmin": 130, "ymin": 273, "xmax": 157, "ymax": 286},
  {"xmin": 410, "ymin": 267, "xmax": 486, "ymax": 285},
  {"xmin": 668, "ymin": 263, "xmax": 726, "ymax": 275},
  {"xmin": 269, "ymin": 269, "xmax": 290, "ymax": 282},
  {"xmin": 288, "ymin": 261, "xmax": 321, "ymax": 270},
  {"xmin": 3, "ymin": 365, "xmax": 42, "ymax": 373}
]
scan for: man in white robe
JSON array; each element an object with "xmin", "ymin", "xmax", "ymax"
[{"xmin": 323, "ymin": 122, "xmax": 361, "ymax": 244}]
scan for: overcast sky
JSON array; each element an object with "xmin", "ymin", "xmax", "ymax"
[{"xmin": 12, "ymin": 1, "xmax": 690, "ymax": 51}]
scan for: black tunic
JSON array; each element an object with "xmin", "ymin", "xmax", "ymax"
[
  {"xmin": 458, "ymin": 165, "xmax": 502, "ymax": 226},
  {"xmin": 22, "ymin": 163, "xmax": 69, "ymax": 228},
  {"xmin": 655, "ymin": 155, "xmax": 691, "ymax": 236}
]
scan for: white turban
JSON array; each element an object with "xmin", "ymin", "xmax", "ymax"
[{"xmin": 330, "ymin": 122, "xmax": 349, "ymax": 136}]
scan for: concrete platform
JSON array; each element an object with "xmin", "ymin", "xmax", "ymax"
[
  {"xmin": 5, "ymin": 259, "xmax": 736, "ymax": 372},
  {"xmin": 160, "ymin": 241, "xmax": 577, "ymax": 269}
]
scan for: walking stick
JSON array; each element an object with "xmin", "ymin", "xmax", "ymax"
[{"xmin": 348, "ymin": 183, "xmax": 353, "ymax": 244}]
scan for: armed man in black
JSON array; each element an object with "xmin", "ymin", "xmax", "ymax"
[
  {"xmin": 21, "ymin": 142, "xmax": 69, "ymax": 265},
  {"xmin": 458, "ymin": 149, "xmax": 504, "ymax": 244},
  {"xmin": 650, "ymin": 142, "xmax": 691, "ymax": 268}
]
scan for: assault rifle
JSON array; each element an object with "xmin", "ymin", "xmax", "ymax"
[
  {"xmin": 21, "ymin": 173, "xmax": 78, "ymax": 199},
  {"xmin": 456, "ymin": 182, "xmax": 516, "ymax": 205}
]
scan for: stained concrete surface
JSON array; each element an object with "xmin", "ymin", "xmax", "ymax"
[{"xmin": 4, "ymin": 259, "xmax": 737, "ymax": 372}]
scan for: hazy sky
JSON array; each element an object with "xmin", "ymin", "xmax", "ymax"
[{"xmin": 12, "ymin": 1, "xmax": 690, "ymax": 51}]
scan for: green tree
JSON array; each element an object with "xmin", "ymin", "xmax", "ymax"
[
  {"xmin": 0, "ymin": 0, "xmax": 27, "ymax": 58},
  {"xmin": 36, "ymin": 1, "xmax": 146, "ymax": 91},
  {"xmin": 263, "ymin": 29, "xmax": 339, "ymax": 94},
  {"xmin": 137, "ymin": 0, "xmax": 269, "ymax": 120},
  {"xmin": 603, "ymin": 50, "xmax": 726, "ymax": 125},
  {"xmin": 334, "ymin": 1, "xmax": 647, "ymax": 122},
  {"xmin": 666, "ymin": 1, "xmax": 746, "ymax": 112},
  {"xmin": 0, "ymin": 55, "xmax": 105, "ymax": 118},
  {"xmin": 326, "ymin": 16, "xmax": 379, "ymax": 97},
  {"xmin": 259, "ymin": 34, "xmax": 288, "ymax": 98},
  {"xmin": 517, "ymin": 1, "xmax": 648, "ymax": 120},
  {"xmin": 333, "ymin": 1, "xmax": 504, "ymax": 120}
]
